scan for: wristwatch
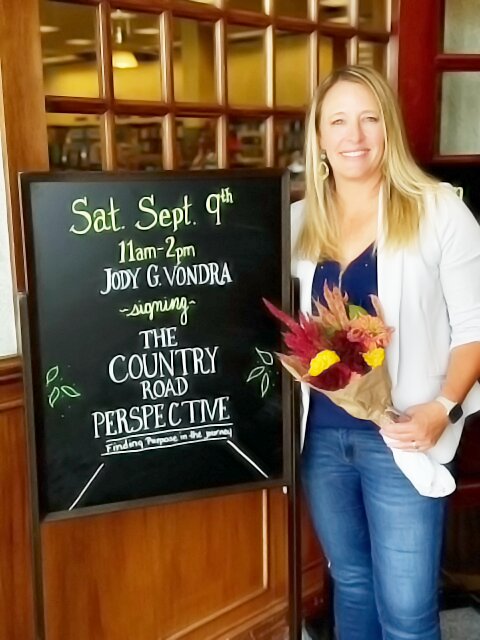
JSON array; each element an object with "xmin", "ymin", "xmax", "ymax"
[{"xmin": 435, "ymin": 395, "xmax": 463, "ymax": 423}]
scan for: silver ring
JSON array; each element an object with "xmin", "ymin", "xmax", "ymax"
[{"xmin": 412, "ymin": 440, "xmax": 419, "ymax": 450}]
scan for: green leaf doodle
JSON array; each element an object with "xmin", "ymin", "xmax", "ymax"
[
  {"xmin": 261, "ymin": 372, "xmax": 269, "ymax": 398},
  {"xmin": 45, "ymin": 366, "xmax": 81, "ymax": 410},
  {"xmin": 247, "ymin": 347, "xmax": 275, "ymax": 398},
  {"xmin": 48, "ymin": 387, "xmax": 60, "ymax": 408},
  {"xmin": 60, "ymin": 385, "xmax": 81, "ymax": 398},
  {"xmin": 247, "ymin": 366, "xmax": 264, "ymax": 382},
  {"xmin": 46, "ymin": 366, "xmax": 59, "ymax": 386},
  {"xmin": 256, "ymin": 348, "xmax": 274, "ymax": 366}
]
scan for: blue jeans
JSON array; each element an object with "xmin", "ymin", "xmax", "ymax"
[{"xmin": 302, "ymin": 427, "xmax": 447, "ymax": 640}]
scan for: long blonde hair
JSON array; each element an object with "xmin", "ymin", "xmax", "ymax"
[{"xmin": 297, "ymin": 65, "xmax": 438, "ymax": 262}]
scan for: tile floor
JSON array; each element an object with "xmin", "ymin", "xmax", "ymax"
[
  {"xmin": 302, "ymin": 607, "xmax": 480, "ymax": 639},
  {"xmin": 440, "ymin": 607, "xmax": 480, "ymax": 639}
]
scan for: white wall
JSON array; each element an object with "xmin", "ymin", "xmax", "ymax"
[{"xmin": 0, "ymin": 139, "xmax": 17, "ymax": 357}]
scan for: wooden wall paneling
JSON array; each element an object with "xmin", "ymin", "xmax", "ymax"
[
  {"xmin": 42, "ymin": 488, "xmax": 290, "ymax": 639},
  {"xmin": 0, "ymin": 359, "xmax": 36, "ymax": 640},
  {"xmin": 0, "ymin": 0, "xmax": 49, "ymax": 292}
]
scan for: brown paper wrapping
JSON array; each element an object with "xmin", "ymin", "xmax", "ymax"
[{"xmin": 279, "ymin": 354, "xmax": 392, "ymax": 426}]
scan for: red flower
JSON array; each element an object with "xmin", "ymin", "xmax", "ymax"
[
  {"xmin": 330, "ymin": 331, "xmax": 370, "ymax": 375},
  {"xmin": 263, "ymin": 298, "xmax": 327, "ymax": 366},
  {"xmin": 309, "ymin": 362, "xmax": 352, "ymax": 391}
]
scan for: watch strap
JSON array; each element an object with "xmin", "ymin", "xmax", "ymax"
[{"xmin": 435, "ymin": 395, "xmax": 463, "ymax": 423}]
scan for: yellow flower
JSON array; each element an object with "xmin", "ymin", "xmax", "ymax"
[
  {"xmin": 362, "ymin": 347, "xmax": 385, "ymax": 368},
  {"xmin": 309, "ymin": 350, "xmax": 340, "ymax": 376}
]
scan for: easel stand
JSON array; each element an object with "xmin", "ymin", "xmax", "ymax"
[{"xmin": 19, "ymin": 293, "xmax": 46, "ymax": 640}]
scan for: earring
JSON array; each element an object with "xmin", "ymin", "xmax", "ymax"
[{"xmin": 319, "ymin": 150, "xmax": 330, "ymax": 180}]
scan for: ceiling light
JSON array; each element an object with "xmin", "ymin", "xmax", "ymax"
[
  {"xmin": 112, "ymin": 50, "xmax": 138, "ymax": 69},
  {"xmin": 40, "ymin": 25, "xmax": 59, "ymax": 34},
  {"xmin": 66, "ymin": 38, "xmax": 94, "ymax": 46},
  {"xmin": 111, "ymin": 10, "xmax": 136, "ymax": 21},
  {"xmin": 134, "ymin": 28, "xmax": 160, "ymax": 35},
  {"xmin": 320, "ymin": 0, "xmax": 347, "ymax": 6}
]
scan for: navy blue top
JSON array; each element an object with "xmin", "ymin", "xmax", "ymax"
[{"xmin": 307, "ymin": 244, "xmax": 378, "ymax": 430}]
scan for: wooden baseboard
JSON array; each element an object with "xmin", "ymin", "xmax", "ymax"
[{"xmin": 216, "ymin": 589, "xmax": 326, "ymax": 639}]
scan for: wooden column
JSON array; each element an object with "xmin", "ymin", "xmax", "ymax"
[
  {"xmin": 0, "ymin": 1, "xmax": 48, "ymax": 639},
  {"xmin": 397, "ymin": 0, "xmax": 442, "ymax": 163}
]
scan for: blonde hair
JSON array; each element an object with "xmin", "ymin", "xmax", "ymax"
[{"xmin": 297, "ymin": 65, "xmax": 438, "ymax": 262}]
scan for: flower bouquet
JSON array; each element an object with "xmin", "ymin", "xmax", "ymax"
[{"xmin": 264, "ymin": 284, "xmax": 395, "ymax": 425}]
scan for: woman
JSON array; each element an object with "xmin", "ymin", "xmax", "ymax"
[{"xmin": 292, "ymin": 65, "xmax": 480, "ymax": 640}]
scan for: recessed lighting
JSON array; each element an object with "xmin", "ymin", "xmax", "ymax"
[
  {"xmin": 66, "ymin": 38, "xmax": 94, "ymax": 46},
  {"xmin": 134, "ymin": 28, "xmax": 160, "ymax": 35},
  {"xmin": 40, "ymin": 25, "xmax": 59, "ymax": 34}
]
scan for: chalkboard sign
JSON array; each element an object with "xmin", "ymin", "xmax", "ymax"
[{"xmin": 21, "ymin": 171, "xmax": 291, "ymax": 520}]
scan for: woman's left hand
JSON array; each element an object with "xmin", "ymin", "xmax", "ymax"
[{"xmin": 380, "ymin": 401, "xmax": 449, "ymax": 452}]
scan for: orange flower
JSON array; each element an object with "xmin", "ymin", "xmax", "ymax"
[{"xmin": 347, "ymin": 315, "xmax": 393, "ymax": 351}]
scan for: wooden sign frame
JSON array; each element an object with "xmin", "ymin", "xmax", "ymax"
[{"xmin": 20, "ymin": 170, "xmax": 293, "ymax": 520}]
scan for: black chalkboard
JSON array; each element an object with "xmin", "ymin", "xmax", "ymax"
[{"xmin": 21, "ymin": 171, "xmax": 291, "ymax": 520}]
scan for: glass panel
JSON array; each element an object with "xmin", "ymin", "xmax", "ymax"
[
  {"xmin": 276, "ymin": 0, "xmax": 308, "ymax": 19},
  {"xmin": 173, "ymin": 18, "xmax": 216, "ymax": 103},
  {"xmin": 227, "ymin": 0, "xmax": 264, "ymax": 11},
  {"xmin": 40, "ymin": 0, "xmax": 99, "ymax": 98},
  {"xmin": 319, "ymin": 36, "xmax": 348, "ymax": 81},
  {"xmin": 276, "ymin": 118, "xmax": 305, "ymax": 200},
  {"xmin": 227, "ymin": 27, "xmax": 265, "ymax": 105},
  {"xmin": 319, "ymin": 0, "xmax": 350, "ymax": 25},
  {"xmin": 115, "ymin": 116, "xmax": 163, "ymax": 171},
  {"xmin": 46, "ymin": 113, "xmax": 102, "ymax": 170},
  {"xmin": 359, "ymin": 0, "xmax": 388, "ymax": 30},
  {"xmin": 276, "ymin": 32, "xmax": 309, "ymax": 107},
  {"xmin": 440, "ymin": 73, "xmax": 480, "ymax": 155},
  {"xmin": 444, "ymin": 0, "xmax": 479, "ymax": 54},
  {"xmin": 111, "ymin": 10, "xmax": 162, "ymax": 101},
  {"xmin": 357, "ymin": 41, "xmax": 386, "ymax": 73},
  {"xmin": 229, "ymin": 119, "xmax": 266, "ymax": 168},
  {"xmin": 176, "ymin": 118, "xmax": 218, "ymax": 170}
]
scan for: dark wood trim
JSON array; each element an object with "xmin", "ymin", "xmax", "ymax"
[
  {"xmin": 45, "ymin": 96, "xmax": 106, "ymax": 114},
  {"xmin": 431, "ymin": 155, "xmax": 480, "ymax": 164},
  {"xmin": 98, "ymin": 1, "xmax": 116, "ymax": 169},
  {"xmin": 435, "ymin": 54, "xmax": 480, "ymax": 71},
  {"xmin": 160, "ymin": 9, "xmax": 174, "ymax": 169},
  {"xmin": 45, "ymin": 96, "xmax": 305, "ymax": 120},
  {"xmin": 398, "ymin": 0, "xmax": 442, "ymax": 163},
  {"xmin": 110, "ymin": 100, "xmax": 170, "ymax": 116},
  {"xmin": 50, "ymin": 0, "xmax": 392, "ymax": 37},
  {"xmin": 98, "ymin": 1, "xmax": 114, "ymax": 108}
]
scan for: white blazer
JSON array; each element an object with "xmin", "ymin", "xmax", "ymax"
[{"xmin": 291, "ymin": 184, "xmax": 480, "ymax": 496}]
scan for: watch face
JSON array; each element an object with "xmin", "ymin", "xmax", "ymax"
[{"xmin": 449, "ymin": 404, "xmax": 463, "ymax": 423}]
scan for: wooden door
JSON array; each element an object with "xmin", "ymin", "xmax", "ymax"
[{"xmin": 398, "ymin": 0, "xmax": 480, "ymax": 600}]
